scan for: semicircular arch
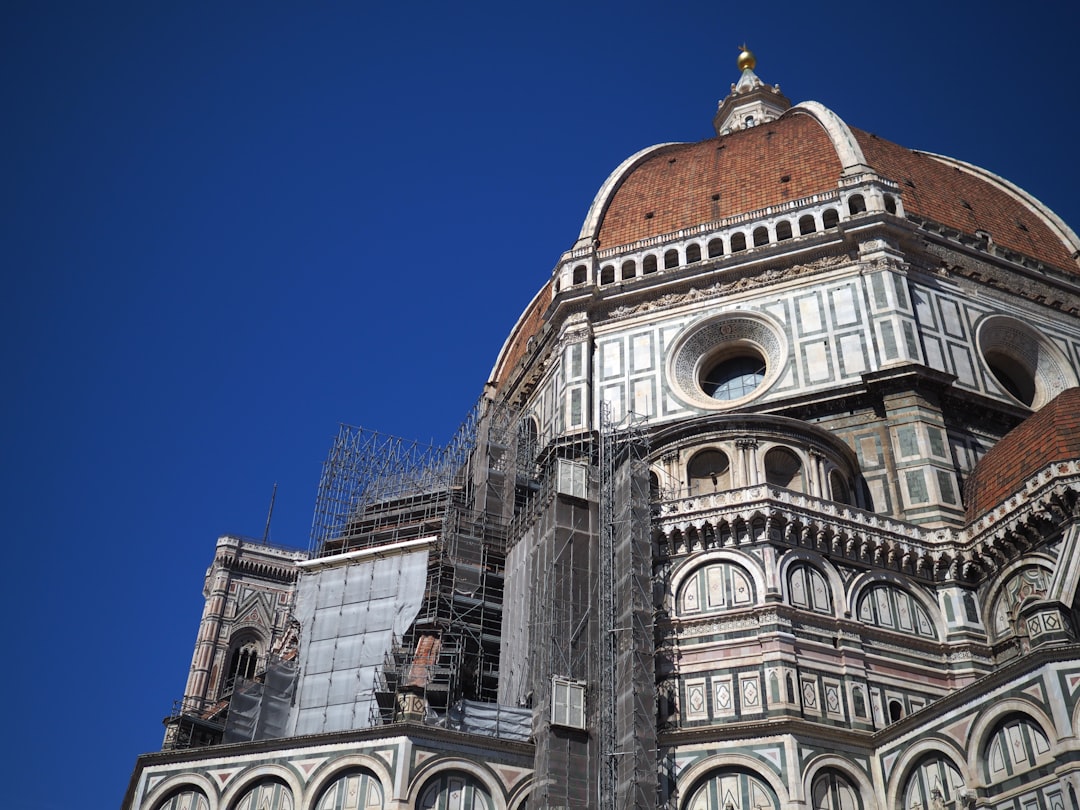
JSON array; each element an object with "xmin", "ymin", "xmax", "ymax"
[
  {"xmin": 668, "ymin": 549, "xmax": 767, "ymax": 614},
  {"xmin": 406, "ymin": 759, "xmax": 504, "ymax": 810},
  {"xmin": 886, "ymin": 737, "xmax": 970, "ymax": 810},
  {"xmin": 219, "ymin": 765, "xmax": 303, "ymax": 810},
  {"xmin": 305, "ymin": 754, "xmax": 395, "ymax": 810},
  {"xmin": 143, "ymin": 774, "xmax": 219, "ymax": 810},
  {"xmin": 677, "ymin": 752, "xmax": 789, "ymax": 809}
]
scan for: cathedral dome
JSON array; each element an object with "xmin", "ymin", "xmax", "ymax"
[
  {"xmin": 579, "ymin": 106, "xmax": 1079, "ymax": 272},
  {"xmin": 490, "ymin": 78, "xmax": 1080, "ymax": 392}
]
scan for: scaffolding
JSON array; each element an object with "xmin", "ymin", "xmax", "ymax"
[
  {"xmin": 308, "ymin": 395, "xmax": 527, "ymax": 727},
  {"xmin": 599, "ymin": 404, "xmax": 654, "ymax": 810}
]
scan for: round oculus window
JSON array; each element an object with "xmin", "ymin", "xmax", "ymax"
[
  {"xmin": 976, "ymin": 315, "xmax": 1076, "ymax": 409},
  {"xmin": 700, "ymin": 353, "xmax": 767, "ymax": 401},
  {"xmin": 667, "ymin": 312, "xmax": 786, "ymax": 410}
]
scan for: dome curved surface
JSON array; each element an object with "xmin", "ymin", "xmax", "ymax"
[
  {"xmin": 490, "ymin": 101, "xmax": 1079, "ymax": 392},
  {"xmin": 584, "ymin": 103, "xmax": 1078, "ymax": 272}
]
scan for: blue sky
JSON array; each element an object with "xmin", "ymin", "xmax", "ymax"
[{"xmin": 3, "ymin": 2, "xmax": 1078, "ymax": 806}]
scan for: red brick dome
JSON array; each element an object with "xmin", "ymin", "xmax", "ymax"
[{"xmin": 583, "ymin": 104, "xmax": 1079, "ymax": 273}]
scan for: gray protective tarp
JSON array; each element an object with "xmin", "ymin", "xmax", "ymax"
[
  {"xmin": 223, "ymin": 658, "xmax": 297, "ymax": 743},
  {"xmin": 287, "ymin": 548, "xmax": 429, "ymax": 735},
  {"xmin": 441, "ymin": 699, "xmax": 532, "ymax": 742}
]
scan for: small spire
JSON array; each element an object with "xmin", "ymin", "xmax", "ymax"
[{"xmin": 713, "ymin": 45, "xmax": 791, "ymax": 136}]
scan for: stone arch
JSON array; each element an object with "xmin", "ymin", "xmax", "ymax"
[
  {"xmin": 305, "ymin": 754, "xmax": 395, "ymax": 810},
  {"xmin": 847, "ymin": 572, "xmax": 942, "ymax": 639},
  {"xmin": 143, "ymin": 774, "xmax": 219, "ymax": 810},
  {"xmin": 982, "ymin": 554, "xmax": 1056, "ymax": 641},
  {"xmin": 677, "ymin": 753, "xmax": 789, "ymax": 809},
  {"xmin": 778, "ymin": 550, "xmax": 844, "ymax": 616},
  {"xmin": 886, "ymin": 738, "xmax": 970, "ymax": 810},
  {"xmin": 407, "ymin": 759, "xmax": 504, "ymax": 810},
  {"xmin": 668, "ymin": 548, "xmax": 767, "ymax": 616},
  {"xmin": 802, "ymin": 754, "xmax": 875, "ymax": 809},
  {"xmin": 505, "ymin": 776, "xmax": 535, "ymax": 810},
  {"xmin": 968, "ymin": 699, "xmax": 1059, "ymax": 783},
  {"xmin": 219, "ymin": 765, "xmax": 302, "ymax": 810}
]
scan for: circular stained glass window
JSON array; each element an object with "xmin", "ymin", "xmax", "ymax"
[{"xmin": 701, "ymin": 353, "xmax": 767, "ymax": 401}]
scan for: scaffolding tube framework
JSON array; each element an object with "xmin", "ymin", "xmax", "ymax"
[
  {"xmin": 599, "ymin": 404, "xmax": 653, "ymax": 810},
  {"xmin": 308, "ymin": 395, "xmax": 536, "ymax": 726}
]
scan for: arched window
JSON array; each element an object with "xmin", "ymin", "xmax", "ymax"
[
  {"xmin": 643, "ymin": 254, "xmax": 658, "ymax": 274},
  {"xmin": 687, "ymin": 449, "xmax": 731, "ymax": 495},
  {"xmin": 984, "ymin": 715, "xmax": 1052, "ymax": 784},
  {"xmin": 600, "ymin": 264, "xmax": 615, "ymax": 285},
  {"xmin": 155, "ymin": 788, "xmax": 210, "ymax": 810},
  {"xmin": 829, "ymin": 469, "xmax": 851, "ymax": 505},
  {"xmin": 856, "ymin": 584, "xmax": 936, "ymax": 638},
  {"xmin": 315, "ymin": 769, "xmax": 384, "ymax": 810},
  {"xmin": 664, "ymin": 249, "xmax": 679, "ymax": 269},
  {"xmin": 234, "ymin": 778, "xmax": 294, "ymax": 810},
  {"xmin": 764, "ymin": 447, "xmax": 804, "ymax": 491},
  {"xmin": 902, "ymin": 756, "xmax": 965, "ymax": 810},
  {"xmin": 686, "ymin": 243, "xmax": 702, "ymax": 263},
  {"xmin": 224, "ymin": 637, "xmax": 261, "ymax": 694},
  {"xmin": 621, "ymin": 260, "xmax": 636, "ymax": 280},
  {"xmin": 685, "ymin": 769, "xmax": 778, "ymax": 810},
  {"xmin": 418, "ymin": 772, "xmax": 493, "ymax": 810},
  {"xmin": 822, "ymin": 208, "xmax": 840, "ymax": 229},
  {"xmin": 847, "ymin": 194, "xmax": 866, "ymax": 215},
  {"xmin": 884, "ymin": 195, "xmax": 898, "ymax": 215},
  {"xmin": 519, "ymin": 417, "xmax": 539, "ymax": 465},
  {"xmin": 788, "ymin": 563, "xmax": 832, "ymax": 614},
  {"xmin": 708, "ymin": 238, "xmax": 724, "ymax": 258},
  {"xmin": 573, "ymin": 264, "xmax": 587, "ymax": 285},
  {"xmin": 799, "ymin": 214, "xmax": 817, "ymax": 235},
  {"xmin": 810, "ymin": 769, "xmax": 861, "ymax": 810},
  {"xmin": 753, "ymin": 226, "xmax": 769, "ymax": 247},
  {"xmin": 678, "ymin": 561, "xmax": 754, "ymax": 615},
  {"xmin": 776, "ymin": 220, "xmax": 793, "ymax": 241},
  {"xmin": 730, "ymin": 232, "xmax": 747, "ymax": 252},
  {"xmin": 991, "ymin": 566, "xmax": 1051, "ymax": 639}
]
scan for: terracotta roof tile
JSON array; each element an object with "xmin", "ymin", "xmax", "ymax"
[
  {"xmin": 597, "ymin": 114, "xmax": 840, "ymax": 249},
  {"xmin": 855, "ymin": 130, "xmax": 1076, "ymax": 271},
  {"xmin": 964, "ymin": 387, "xmax": 1080, "ymax": 519}
]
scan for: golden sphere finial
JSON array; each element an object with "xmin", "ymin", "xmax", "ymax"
[{"xmin": 737, "ymin": 44, "xmax": 755, "ymax": 72}]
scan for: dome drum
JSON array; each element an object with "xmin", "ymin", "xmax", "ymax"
[{"xmin": 555, "ymin": 178, "xmax": 905, "ymax": 292}]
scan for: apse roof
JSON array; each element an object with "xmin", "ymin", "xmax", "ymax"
[{"xmin": 964, "ymin": 387, "xmax": 1080, "ymax": 520}]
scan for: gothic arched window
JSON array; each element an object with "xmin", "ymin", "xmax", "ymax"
[
  {"xmin": 902, "ymin": 756, "xmax": 965, "ymax": 810},
  {"xmin": 856, "ymin": 584, "xmax": 936, "ymax": 638},
  {"xmin": 788, "ymin": 563, "xmax": 832, "ymax": 614},
  {"xmin": 224, "ymin": 637, "xmax": 261, "ymax": 694},
  {"xmin": 314, "ymin": 768, "xmax": 384, "ymax": 810},
  {"xmin": 418, "ymin": 772, "xmax": 493, "ymax": 810},
  {"xmin": 984, "ymin": 715, "xmax": 1052, "ymax": 785},
  {"xmin": 686, "ymin": 769, "xmax": 779, "ymax": 810},
  {"xmin": 678, "ymin": 561, "xmax": 754, "ymax": 615},
  {"xmin": 810, "ymin": 769, "xmax": 861, "ymax": 810},
  {"xmin": 234, "ymin": 779, "xmax": 294, "ymax": 810}
]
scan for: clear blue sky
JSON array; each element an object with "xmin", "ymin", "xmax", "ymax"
[{"xmin": 3, "ymin": 2, "xmax": 1077, "ymax": 806}]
